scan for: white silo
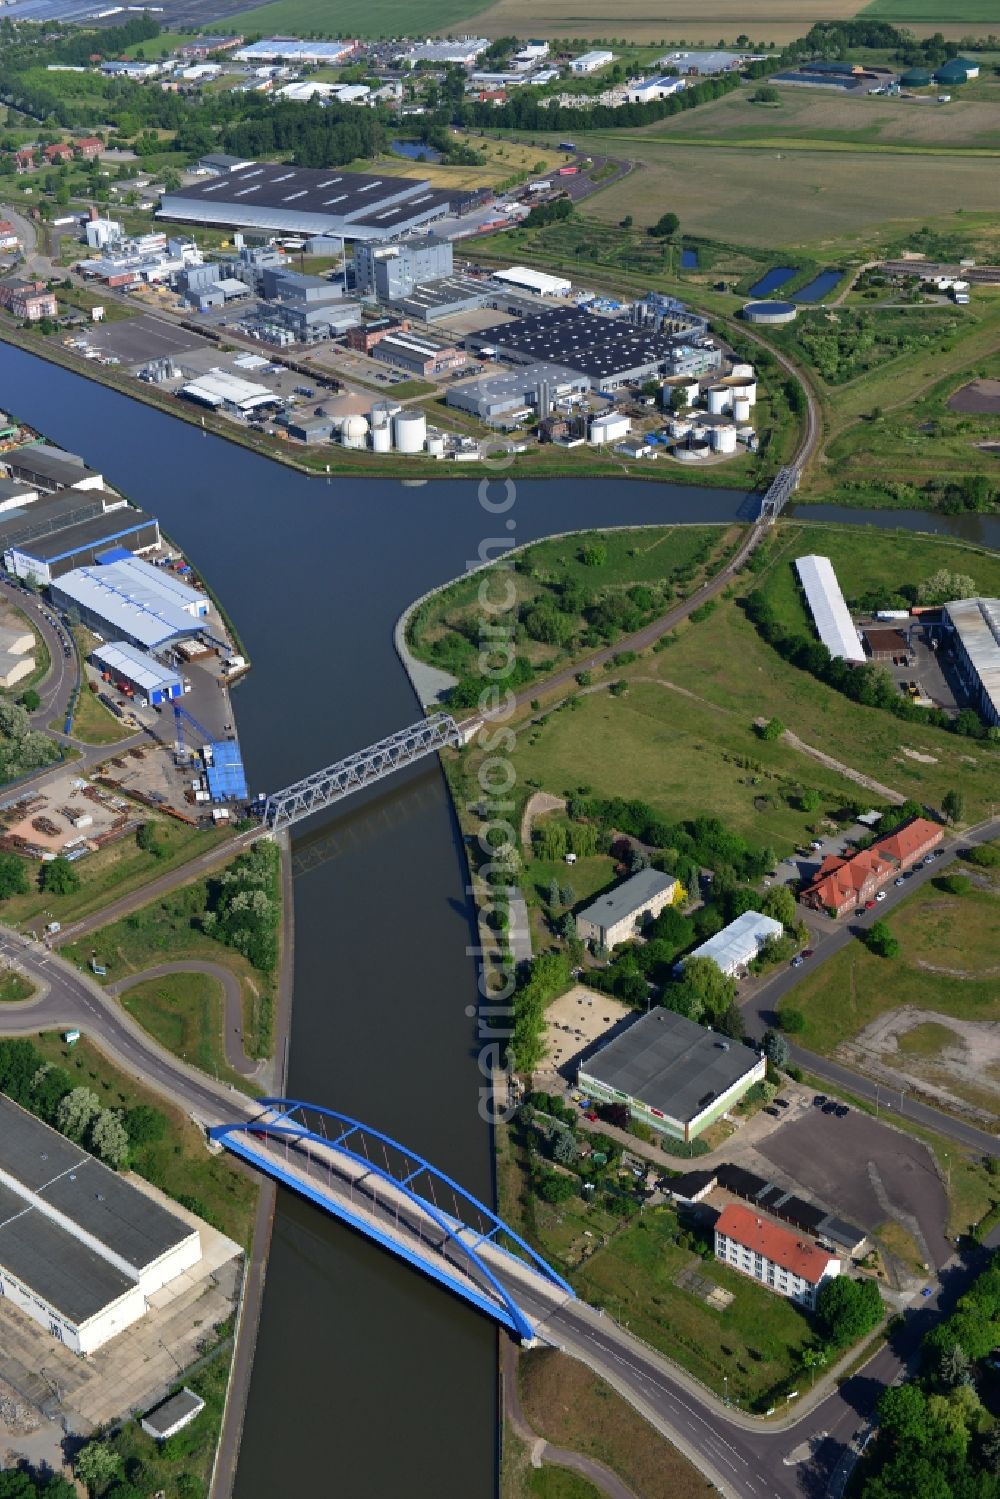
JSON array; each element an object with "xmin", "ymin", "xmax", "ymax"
[
  {"xmin": 426, "ymin": 434, "xmax": 445, "ymax": 458},
  {"xmin": 730, "ymin": 362, "xmax": 754, "ymax": 381},
  {"xmin": 732, "ymin": 396, "xmax": 751, "ymax": 424},
  {"xmin": 689, "ymin": 423, "xmax": 706, "ymax": 441},
  {"xmin": 394, "ymin": 410, "xmax": 427, "ymax": 454},
  {"xmin": 731, "ymin": 381, "xmax": 757, "ymax": 407},
  {"xmin": 669, "ymin": 419, "xmax": 691, "ymax": 440},
  {"xmin": 371, "ymin": 422, "xmax": 392, "ymax": 453},
  {"xmin": 706, "ymin": 385, "xmax": 731, "ymax": 416},
  {"xmin": 711, "ymin": 424, "xmax": 737, "ymax": 454},
  {"xmin": 341, "ymin": 414, "xmax": 369, "ymax": 449}
]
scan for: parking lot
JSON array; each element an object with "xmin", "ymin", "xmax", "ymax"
[
  {"xmin": 756, "ymin": 1103, "xmax": 951, "ymax": 1269},
  {"xmin": 70, "ymin": 313, "xmax": 211, "ymax": 367}
]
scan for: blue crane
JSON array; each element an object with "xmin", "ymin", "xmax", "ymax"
[{"xmin": 172, "ymin": 702, "xmax": 216, "ymax": 763}]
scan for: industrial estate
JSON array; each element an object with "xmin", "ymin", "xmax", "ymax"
[{"xmin": 0, "ymin": 4, "xmax": 997, "ymax": 1499}]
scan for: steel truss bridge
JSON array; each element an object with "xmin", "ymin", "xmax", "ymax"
[
  {"xmin": 210, "ymin": 1100, "xmax": 574, "ymax": 1340},
  {"xmin": 760, "ymin": 464, "xmax": 800, "ymax": 523},
  {"xmin": 261, "ymin": 713, "xmax": 464, "ymax": 832}
]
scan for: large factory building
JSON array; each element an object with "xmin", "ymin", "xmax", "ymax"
[
  {"xmin": 0, "ymin": 1095, "xmax": 201, "ymax": 1354},
  {"xmin": 159, "ymin": 162, "xmax": 455, "ymax": 242}
]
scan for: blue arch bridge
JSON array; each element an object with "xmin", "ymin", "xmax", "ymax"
[{"xmin": 210, "ymin": 1100, "xmax": 574, "ymax": 1341}]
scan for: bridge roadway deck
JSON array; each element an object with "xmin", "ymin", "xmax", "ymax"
[{"xmin": 220, "ymin": 1111, "xmax": 574, "ymax": 1339}]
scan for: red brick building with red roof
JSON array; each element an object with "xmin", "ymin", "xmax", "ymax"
[
  {"xmin": 800, "ymin": 816, "xmax": 943, "ymax": 918},
  {"xmin": 42, "ymin": 143, "xmax": 74, "ymax": 165},
  {"xmin": 714, "ymin": 1202, "xmax": 841, "ymax": 1307},
  {"xmin": 74, "ymin": 137, "xmax": 103, "ymax": 158}
]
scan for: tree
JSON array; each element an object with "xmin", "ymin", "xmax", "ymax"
[
  {"xmin": 680, "ymin": 955, "xmax": 736, "ymax": 1020},
  {"xmin": 0, "ymin": 854, "xmax": 29, "ymax": 899},
  {"xmin": 760, "ymin": 884, "xmax": 797, "ymax": 929},
  {"xmin": 877, "ymin": 1381, "xmax": 929, "ymax": 1447},
  {"xmin": 649, "ymin": 904, "xmax": 694, "ymax": 958},
  {"xmin": 816, "ymin": 1275, "xmax": 883, "ymax": 1346},
  {"xmin": 942, "ymin": 789, "xmax": 965, "ymax": 824},
  {"xmin": 935, "ymin": 873, "xmax": 971, "ymax": 896},
  {"xmin": 56, "ymin": 1085, "xmax": 101, "ymax": 1141},
  {"xmin": 916, "ymin": 569, "xmax": 976, "ymax": 606},
  {"xmin": 75, "ymin": 1442, "xmax": 123, "ymax": 1492},
  {"xmin": 535, "ymin": 1170, "xmax": 577, "ymax": 1203},
  {"xmin": 19, "ymin": 688, "xmax": 40, "ymax": 712},
  {"xmin": 598, "ymin": 1101, "xmax": 630, "ymax": 1130},
  {"xmin": 90, "ymin": 1109, "xmax": 129, "ymax": 1168},
  {"xmin": 648, "ymin": 210, "xmax": 680, "ymax": 239},
  {"xmin": 763, "ymin": 1029, "xmax": 789, "ymax": 1068},
  {"xmin": 751, "ymin": 84, "xmax": 780, "ymax": 102},
  {"xmin": 581, "ymin": 542, "xmax": 607, "ymax": 567},
  {"xmin": 123, "ymin": 1103, "xmax": 166, "ymax": 1148},
  {"xmin": 670, "ymin": 385, "xmax": 689, "ymax": 413},
  {"xmin": 717, "ymin": 1002, "xmax": 744, "ymax": 1040},
  {"xmin": 758, "ymin": 717, "xmax": 785, "ymax": 741},
  {"xmin": 864, "ymin": 920, "xmax": 900, "ymax": 959},
  {"xmin": 551, "ymin": 1127, "xmax": 578, "ymax": 1166},
  {"xmin": 799, "ymin": 789, "xmax": 821, "ymax": 813},
  {"xmin": 41, "ymin": 856, "xmax": 80, "ymax": 896},
  {"xmin": 938, "ymin": 1342, "xmax": 972, "ymax": 1389},
  {"xmin": 780, "ymin": 1007, "xmax": 806, "ymax": 1033}
]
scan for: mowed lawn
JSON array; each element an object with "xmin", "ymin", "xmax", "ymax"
[
  {"xmin": 577, "ymin": 141, "xmax": 1000, "ymax": 249},
  {"xmin": 573, "ymin": 1209, "xmax": 813, "ymax": 1406},
  {"xmin": 780, "ymin": 881, "xmax": 1000, "ymax": 1055}
]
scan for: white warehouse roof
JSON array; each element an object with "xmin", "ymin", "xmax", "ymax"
[
  {"xmin": 180, "ymin": 368, "xmax": 275, "ymax": 412},
  {"xmin": 794, "ymin": 554, "xmax": 866, "ymax": 664},
  {"xmin": 53, "ymin": 558, "xmax": 207, "ymax": 650},
  {"xmin": 92, "ymin": 641, "xmax": 183, "ymax": 695},
  {"xmin": 684, "ymin": 910, "xmax": 784, "ymax": 976},
  {"xmin": 944, "ymin": 596, "xmax": 1000, "ymax": 722},
  {"xmin": 492, "ymin": 266, "xmax": 571, "ymax": 297}
]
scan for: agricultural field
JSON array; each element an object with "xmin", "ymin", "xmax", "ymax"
[
  {"xmin": 862, "ymin": 0, "xmax": 1000, "ymax": 25},
  {"xmin": 362, "ymin": 135, "xmax": 567, "ymax": 192},
  {"xmin": 576, "ymin": 138, "xmax": 1000, "ymax": 249},
  {"xmin": 469, "ymin": 0, "xmax": 862, "ymax": 45},
  {"xmin": 631, "ymin": 85, "xmax": 1000, "ymax": 152},
  {"xmin": 226, "ymin": 0, "xmax": 487, "ymax": 38}
]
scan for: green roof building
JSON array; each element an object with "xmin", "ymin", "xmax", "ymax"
[
  {"xmin": 899, "ymin": 66, "xmax": 932, "ymax": 86},
  {"xmin": 933, "ymin": 57, "xmax": 979, "ymax": 84}
]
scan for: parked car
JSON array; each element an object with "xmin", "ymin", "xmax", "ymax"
[
  {"xmin": 791, "ymin": 955, "xmax": 804, "ymax": 968},
  {"xmin": 865, "ymin": 899, "xmax": 876, "ymax": 909},
  {"xmin": 774, "ymin": 1098, "xmax": 790, "ymax": 1110},
  {"xmin": 802, "ymin": 948, "xmax": 814, "ymax": 959},
  {"xmin": 895, "ymin": 876, "xmax": 905, "ymax": 886},
  {"xmin": 856, "ymin": 907, "xmax": 866, "ymax": 917},
  {"xmin": 876, "ymin": 890, "xmax": 887, "ymax": 901},
  {"xmin": 822, "ymin": 1101, "xmax": 839, "ymax": 1114},
  {"xmin": 584, "ymin": 1111, "xmax": 598, "ymax": 1122},
  {"xmin": 763, "ymin": 1106, "xmax": 781, "ymax": 1118},
  {"xmin": 813, "ymin": 1094, "xmax": 828, "ymax": 1107},
  {"xmin": 835, "ymin": 1105, "xmax": 849, "ymax": 1118}
]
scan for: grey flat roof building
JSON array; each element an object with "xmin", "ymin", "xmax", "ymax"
[
  {"xmin": 0, "ymin": 1178, "xmax": 136, "ymax": 1325},
  {"xmin": 0, "ymin": 490, "xmax": 118, "ymax": 551},
  {"xmin": 160, "ymin": 162, "xmax": 455, "ymax": 243},
  {"xmin": 392, "ymin": 277, "xmax": 487, "ymax": 323},
  {"xmin": 5, "ymin": 507, "xmax": 160, "ymax": 581},
  {"xmin": 579, "ymin": 1008, "xmax": 765, "ymax": 1140},
  {"xmin": 6, "ymin": 444, "xmax": 103, "ymax": 493},
  {"xmin": 447, "ymin": 361, "xmax": 588, "ymax": 420},
  {"xmin": 0, "ymin": 1095, "xmax": 192, "ymax": 1273}
]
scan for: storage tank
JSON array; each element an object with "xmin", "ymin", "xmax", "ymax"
[
  {"xmin": 732, "ymin": 397, "xmax": 751, "ymax": 424},
  {"xmin": 730, "ymin": 381, "xmax": 757, "ymax": 407},
  {"xmin": 730, "ymin": 362, "xmax": 754, "ymax": 381},
  {"xmin": 394, "ymin": 410, "xmax": 427, "ymax": 454},
  {"xmin": 711, "ymin": 424, "xmax": 737, "ymax": 454},
  {"xmin": 426, "ymin": 434, "xmax": 445, "ymax": 458},
  {"xmin": 669, "ymin": 419, "xmax": 691, "ymax": 440},
  {"xmin": 706, "ymin": 385, "xmax": 731, "ymax": 416},
  {"xmin": 341, "ymin": 414, "xmax": 369, "ymax": 449},
  {"xmin": 688, "ymin": 423, "xmax": 706, "ymax": 441},
  {"xmin": 371, "ymin": 422, "xmax": 392, "ymax": 453}
]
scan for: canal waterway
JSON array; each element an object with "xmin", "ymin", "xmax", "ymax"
[{"xmin": 0, "ymin": 340, "xmax": 996, "ymax": 1496}]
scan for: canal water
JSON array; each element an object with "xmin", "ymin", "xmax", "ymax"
[{"xmin": 0, "ymin": 342, "xmax": 996, "ymax": 1496}]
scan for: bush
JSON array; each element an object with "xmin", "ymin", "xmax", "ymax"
[
  {"xmin": 780, "ymin": 1008, "xmax": 806, "ymax": 1033},
  {"xmin": 934, "ymin": 873, "xmax": 972, "ymax": 896},
  {"xmin": 863, "ymin": 920, "xmax": 900, "ymax": 959}
]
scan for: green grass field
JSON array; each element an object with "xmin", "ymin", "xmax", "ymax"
[
  {"xmin": 574, "ymin": 1208, "xmax": 814, "ymax": 1406},
  {"xmin": 862, "ymin": 0, "xmax": 998, "ymax": 19},
  {"xmin": 121, "ymin": 971, "xmax": 259, "ymax": 1095},
  {"xmin": 222, "ymin": 0, "xmax": 485, "ymax": 36},
  {"xmin": 61, "ymin": 852, "xmax": 278, "ymax": 1061},
  {"xmin": 575, "ymin": 138, "xmax": 1000, "ymax": 250},
  {"xmin": 778, "ymin": 879, "xmax": 1000, "ymax": 1057}
]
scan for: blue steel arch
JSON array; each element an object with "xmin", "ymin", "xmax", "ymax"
[{"xmin": 210, "ymin": 1098, "xmax": 574, "ymax": 1341}]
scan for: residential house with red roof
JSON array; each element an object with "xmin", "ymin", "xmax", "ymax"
[
  {"xmin": 799, "ymin": 817, "xmax": 943, "ymax": 918},
  {"xmin": 714, "ymin": 1202, "xmax": 841, "ymax": 1308}
]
